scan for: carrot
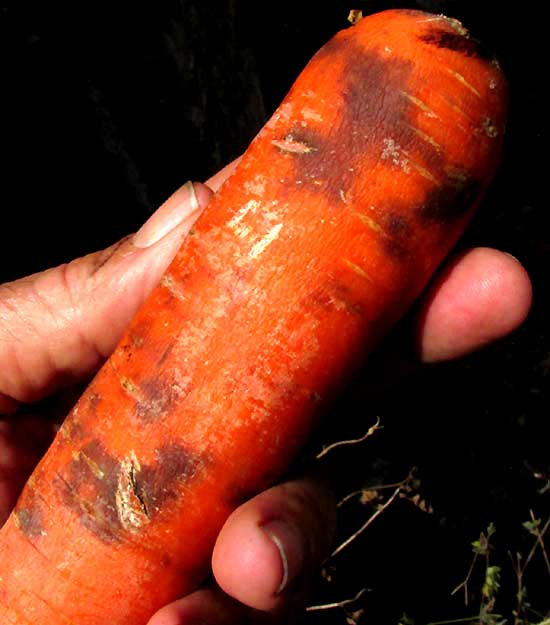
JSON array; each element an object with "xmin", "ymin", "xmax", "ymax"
[{"xmin": 0, "ymin": 9, "xmax": 507, "ymax": 624}]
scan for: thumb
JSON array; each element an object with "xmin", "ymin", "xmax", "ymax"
[{"xmin": 0, "ymin": 181, "xmax": 213, "ymax": 412}]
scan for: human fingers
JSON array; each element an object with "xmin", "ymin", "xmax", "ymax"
[
  {"xmin": 146, "ymin": 587, "xmax": 246, "ymax": 625},
  {"xmin": 0, "ymin": 182, "xmax": 212, "ymax": 412},
  {"xmin": 147, "ymin": 477, "xmax": 335, "ymax": 625},
  {"xmin": 205, "ymin": 156, "xmax": 241, "ymax": 192},
  {"xmin": 414, "ymin": 247, "xmax": 532, "ymax": 363},
  {"xmin": 0, "ymin": 151, "xmax": 245, "ymax": 415},
  {"xmin": 211, "ymin": 477, "xmax": 336, "ymax": 613}
]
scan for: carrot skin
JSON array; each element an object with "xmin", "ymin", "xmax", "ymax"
[{"xmin": 0, "ymin": 9, "xmax": 507, "ymax": 624}]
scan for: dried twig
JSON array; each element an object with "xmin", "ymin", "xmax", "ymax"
[
  {"xmin": 329, "ymin": 485, "xmax": 401, "ymax": 560},
  {"xmin": 511, "ymin": 512, "xmax": 550, "ymax": 621},
  {"xmin": 452, "ymin": 524, "xmax": 496, "ymax": 609},
  {"xmin": 451, "ymin": 551, "xmax": 480, "ymax": 605},
  {"xmin": 527, "ymin": 511, "xmax": 550, "ymax": 578},
  {"xmin": 337, "ymin": 474, "xmax": 415, "ymax": 507},
  {"xmin": 426, "ymin": 616, "xmax": 504, "ymax": 625},
  {"xmin": 306, "ymin": 587, "xmax": 370, "ymax": 611},
  {"xmin": 316, "ymin": 417, "xmax": 381, "ymax": 460}
]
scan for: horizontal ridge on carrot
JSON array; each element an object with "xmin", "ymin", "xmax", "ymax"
[{"xmin": 0, "ymin": 9, "xmax": 507, "ymax": 624}]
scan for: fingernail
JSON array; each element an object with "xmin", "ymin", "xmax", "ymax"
[
  {"xmin": 262, "ymin": 519, "xmax": 304, "ymax": 594},
  {"xmin": 133, "ymin": 181, "xmax": 201, "ymax": 248}
]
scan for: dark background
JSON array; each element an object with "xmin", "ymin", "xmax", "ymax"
[{"xmin": 1, "ymin": 1, "xmax": 548, "ymax": 623}]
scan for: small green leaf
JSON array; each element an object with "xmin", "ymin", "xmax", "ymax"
[
  {"xmin": 522, "ymin": 518, "xmax": 541, "ymax": 534},
  {"xmin": 398, "ymin": 613, "xmax": 415, "ymax": 625},
  {"xmin": 482, "ymin": 565, "xmax": 501, "ymax": 599}
]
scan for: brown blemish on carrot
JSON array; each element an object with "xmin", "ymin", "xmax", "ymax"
[
  {"xmin": 57, "ymin": 439, "xmax": 121, "ymax": 542},
  {"xmin": 111, "ymin": 364, "xmax": 182, "ymax": 423},
  {"xmin": 285, "ymin": 42, "xmax": 450, "ymax": 218},
  {"xmin": 420, "ymin": 28, "xmax": 493, "ymax": 62},
  {"xmin": 386, "ymin": 213, "xmax": 411, "ymax": 239},
  {"xmin": 138, "ymin": 443, "xmax": 207, "ymax": 510},
  {"xmin": 382, "ymin": 238, "xmax": 412, "ymax": 262},
  {"xmin": 56, "ymin": 439, "xmax": 207, "ymax": 542},
  {"xmin": 135, "ymin": 377, "xmax": 183, "ymax": 423},
  {"xmin": 14, "ymin": 505, "xmax": 45, "ymax": 539},
  {"xmin": 282, "ymin": 46, "xmax": 417, "ymax": 206},
  {"xmin": 290, "ymin": 33, "xmax": 488, "ymax": 230},
  {"xmin": 418, "ymin": 176, "xmax": 481, "ymax": 223},
  {"xmin": 354, "ymin": 210, "xmax": 412, "ymax": 261},
  {"xmin": 59, "ymin": 414, "xmax": 85, "ymax": 441},
  {"xmin": 381, "ymin": 213, "xmax": 413, "ymax": 261}
]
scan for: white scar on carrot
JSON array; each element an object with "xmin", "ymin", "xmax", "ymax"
[
  {"xmin": 446, "ymin": 68, "xmax": 481, "ymax": 97},
  {"xmin": 400, "ymin": 91, "xmax": 439, "ymax": 118},
  {"xmin": 116, "ymin": 451, "xmax": 149, "ymax": 533},
  {"xmin": 244, "ymin": 175, "xmax": 267, "ymax": 196},
  {"xmin": 249, "ymin": 223, "xmax": 283, "ymax": 259},
  {"xmin": 227, "ymin": 199, "xmax": 260, "ymax": 229}
]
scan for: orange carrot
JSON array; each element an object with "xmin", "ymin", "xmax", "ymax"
[{"xmin": 0, "ymin": 9, "xmax": 507, "ymax": 624}]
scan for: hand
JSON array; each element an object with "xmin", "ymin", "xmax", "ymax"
[{"xmin": 0, "ymin": 161, "xmax": 531, "ymax": 624}]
